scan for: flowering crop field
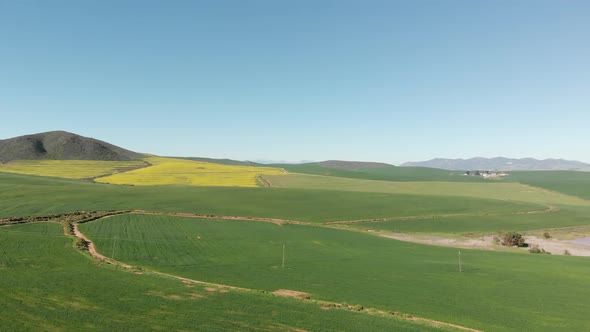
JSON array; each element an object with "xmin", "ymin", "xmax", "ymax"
[
  {"xmin": 95, "ymin": 157, "xmax": 285, "ymax": 187},
  {"xmin": 0, "ymin": 160, "xmax": 148, "ymax": 179}
]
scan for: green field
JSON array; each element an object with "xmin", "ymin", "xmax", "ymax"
[
  {"xmin": 265, "ymin": 173, "xmax": 590, "ymax": 206},
  {"xmin": 350, "ymin": 205, "xmax": 590, "ymax": 233},
  {"xmin": 274, "ymin": 163, "xmax": 488, "ymax": 182},
  {"xmin": 80, "ymin": 214, "xmax": 590, "ymax": 332},
  {"xmin": 0, "ymin": 172, "xmax": 538, "ymax": 222},
  {"xmin": 505, "ymin": 171, "xmax": 590, "ymax": 199},
  {"xmin": 0, "ymin": 222, "xmax": 449, "ymax": 331}
]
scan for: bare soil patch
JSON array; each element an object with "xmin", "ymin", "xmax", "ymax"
[
  {"xmin": 272, "ymin": 289, "xmax": 310, "ymax": 299},
  {"xmin": 380, "ymin": 233, "xmax": 500, "ymax": 250},
  {"xmin": 525, "ymin": 236, "xmax": 590, "ymax": 256},
  {"xmin": 378, "ymin": 232, "xmax": 590, "ymax": 256}
]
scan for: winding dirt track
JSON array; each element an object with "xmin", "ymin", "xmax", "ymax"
[
  {"xmin": 72, "ymin": 222, "xmax": 132, "ymax": 269},
  {"xmin": 0, "ymin": 204, "xmax": 559, "ymax": 228}
]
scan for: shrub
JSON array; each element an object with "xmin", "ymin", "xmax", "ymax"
[
  {"xmin": 543, "ymin": 232, "xmax": 552, "ymax": 239},
  {"xmin": 74, "ymin": 238, "xmax": 89, "ymax": 250},
  {"xmin": 502, "ymin": 232, "xmax": 526, "ymax": 247},
  {"xmin": 528, "ymin": 245, "xmax": 551, "ymax": 254},
  {"xmin": 528, "ymin": 244, "xmax": 542, "ymax": 253}
]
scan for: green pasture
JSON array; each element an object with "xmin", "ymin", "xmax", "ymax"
[
  {"xmin": 82, "ymin": 214, "xmax": 590, "ymax": 332},
  {"xmin": 0, "ymin": 222, "xmax": 448, "ymax": 331},
  {"xmin": 505, "ymin": 171, "xmax": 590, "ymax": 199},
  {"xmin": 275, "ymin": 163, "xmax": 486, "ymax": 182},
  {"xmin": 351, "ymin": 205, "xmax": 590, "ymax": 233},
  {"xmin": 0, "ymin": 172, "xmax": 537, "ymax": 222},
  {"xmin": 265, "ymin": 173, "xmax": 589, "ymax": 206}
]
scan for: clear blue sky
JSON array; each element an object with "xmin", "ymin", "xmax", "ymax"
[{"xmin": 1, "ymin": 0, "xmax": 589, "ymax": 164}]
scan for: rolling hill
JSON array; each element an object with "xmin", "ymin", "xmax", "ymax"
[
  {"xmin": 0, "ymin": 131, "xmax": 144, "ymax": 162},
  {"xmin": 273, "ymin": 161, "xmax": 487, "ymax": 182}
]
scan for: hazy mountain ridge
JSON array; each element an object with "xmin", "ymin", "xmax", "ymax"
[
  {"xmin": 401, "ymin": 157, "xmax": 590, "ymax": 171},
  {"xmin": 318, "ymin": 160, "xmax": 393, "ymax": 170},
  {"xmin": 0, "ymin": 131, "xmax": 144, "ymax": 162}
]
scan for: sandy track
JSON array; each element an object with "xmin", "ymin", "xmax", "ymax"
[{"xmin": 525, "ymin": 235, "xmax": 590, "ymax": 256}]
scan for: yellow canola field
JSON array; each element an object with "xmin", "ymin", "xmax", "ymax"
[
  {"xmin": 94, "ymin": 157, "xmax": 285, "ymax": 187},
  {"xmin": 0, "ymin": 160, "xmax": 148, "ymax": 179}
]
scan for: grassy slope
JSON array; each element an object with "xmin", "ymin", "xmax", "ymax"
[
  {"xmin": 0, "ymin": 223, "xmax": 443, "ymax": 331},
  {"xmin": 0, "ymin": 172, "xmax": 537, "ymax": 222},
  {"xmin": 264, "ymin": 173, "xmax": 589, "ymax": 206},
  {"xmin": 506, "ymin": 171, "xmax": 590, "ymax": 199},
  {"xmin": 275, "ymin": 163, "xmax": 486, "ymax": 182},
  {"xmin": 266, "ymin": 173, "xmax": 590, "ymax": 233},
  {"xmin": 81, "ymin": 214, "xmax": 590, "ymax": 332},
  {"xmin": 352, "ymin": 205, "xmax": 590, "ymax": 233}
]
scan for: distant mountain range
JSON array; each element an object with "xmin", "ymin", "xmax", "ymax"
[
  {"xmin": 401, "ymin": 157, "xmax": 590, "ymax": 171},
  {"xmin": 317, "ymin": 160, "xmax": 392, "ymax": 170},
  {"xmin": 4, "ymin": 131, "xmax": 590, "ymax": 172},
  {"xmin": 0, "ymin": 131, "xmax": 144, "ymax": 162}
]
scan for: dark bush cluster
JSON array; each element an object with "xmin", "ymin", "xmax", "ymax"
[
  {"xmin": 502, "ymin": 232, "xmax": 526, "ymax": 247},
  {"xmin": 74, "ymin": 238, "xmax": 90, "ymax": 251}
]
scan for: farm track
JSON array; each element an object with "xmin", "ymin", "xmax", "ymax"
[
  {"xmin": 0, "ymin": 204, "xmax": 559, "ymax": 228},
  {"xmin": 324, "ymin": 205, "xmax": 559, "ymax": 225},
  {"xmin": 131, "ymin": 205, "xmax": 558, "ymax": 227},
  {"xmin": 68, "ymin": 216, "xmax": 481, "ymax": 332},
  {"xmin": 129, "ymin": 210, "xmax": 313, "ymax": 226}
]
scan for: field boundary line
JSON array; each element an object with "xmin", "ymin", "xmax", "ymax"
[
  {"xmin": 323, "ymin": 205, "xmax": 559, "ymax": 225},
  {"xmin": 128, "ymin": 210, "xmax": 315, "ymax": 226}
]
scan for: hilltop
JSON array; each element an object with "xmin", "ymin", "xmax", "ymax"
[
  {"xmin": 0, "ymin": 131, "xmax": 144, "ymax": 162},
  {"xmin": 402, "ymin": 157, "xmax": 590, "ymax": 171}
]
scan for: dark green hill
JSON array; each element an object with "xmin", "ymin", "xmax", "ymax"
[
  {"xmin": 0, "ymin": 131, "xmax": 144, "ymax": 162},
  {"xmin": 273, "ymin": 162, "xmax": 488, "ymax": 182}
]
